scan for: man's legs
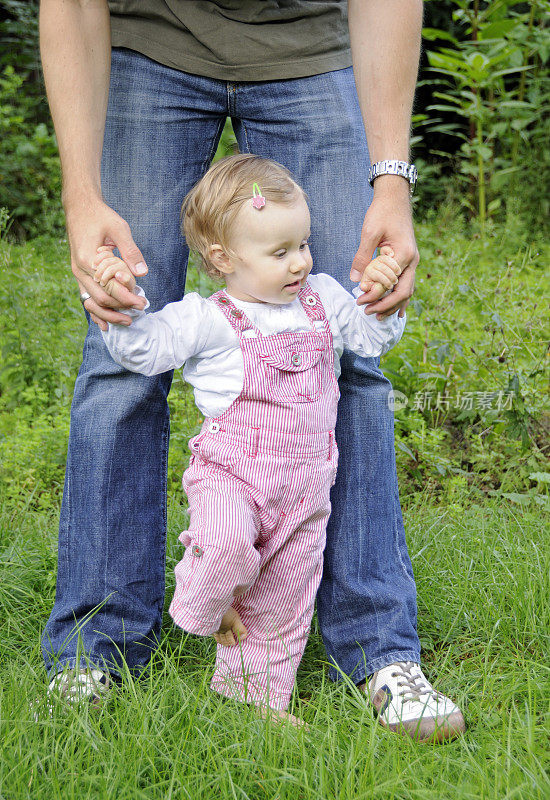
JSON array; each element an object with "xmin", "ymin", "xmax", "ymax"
[
  {"xmin": 42, "ymin": 50, "xmax": 229, "ymax": 677},
  {"xmin": 231, "ymin": 68, "xmax": 421, "ymax": 685}
]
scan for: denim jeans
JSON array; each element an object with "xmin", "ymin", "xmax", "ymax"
[{"xmin": 42, "ymin": 49, "xmax": 420, "ymax": 685}]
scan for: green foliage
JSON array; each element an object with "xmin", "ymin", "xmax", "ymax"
[
  {"xmin": 0, "ymin": 234, "xmax": 79, "ymax": 509},
  {"xmin": 384, "ymin": 212, "xmax": 549, "ymax": 499},
  {"xmin": 0, "ymin": 1, "xmax": 41, "ymax": 74},
  {"xmin": 0, "ymin": 66, "xmax": 64, "ymax": 239},
  {"xmin": 417, "ymin": 0, "xmax": 550, "ymax": 230}
]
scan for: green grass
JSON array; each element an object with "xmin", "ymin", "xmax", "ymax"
[{"xmin": 1, "ymin": 498, "xmax": 549, "ymax": 799}]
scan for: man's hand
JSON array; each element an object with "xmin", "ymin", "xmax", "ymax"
[
  {"xmin": 66, "ymin": 195, "xmax": 149, "ymax": 331},
  {"xmin": 213, "ymin": 607, "xmax": 248, "ymax": 647},
  {"xmin": 350, "ymin": 179, "xmax": 419, "ymax": 320}
]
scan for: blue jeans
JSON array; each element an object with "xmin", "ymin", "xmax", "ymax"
[{"xmin": 42, "ymin": 49, "xmax": 420, "ymax": 685}]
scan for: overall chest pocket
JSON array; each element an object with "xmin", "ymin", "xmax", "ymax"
[{"xmin": 259, "ymin": 346, "xmax": 324, "ymax": 403}]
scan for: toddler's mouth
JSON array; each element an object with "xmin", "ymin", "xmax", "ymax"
[{"xmin": 284, "ymin": 279, "xmax": 301, "ymax": 291}]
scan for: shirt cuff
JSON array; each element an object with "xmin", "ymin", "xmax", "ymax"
[
  {"xmin": 352, "ymin": 285, "xmax": 403, "ymax": 323},
  {"xmin": 120, "ymin": 285, "xmax": 150, "ymax": 318}
]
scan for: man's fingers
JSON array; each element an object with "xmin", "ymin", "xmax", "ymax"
[
  {"xmin": 89, "ymin": 311, "xmax": 108, "ymax": 332},
  {"xmin": 114, "ymin": 222, "xmax": 148, "ymax": 277},
  {"xmin": 398, "ymin": 298, "xmax": 411, "ymax": 319},
  {"xmin": 356, "ymin": 282, "xmax": 387, "ymax": 304},
  {"xmin": 350, "ymin": 222, "xmax": 381, "ymax": 281},
  {"xmin": 82, "ymin": 295, "xmax": 133, "ymax": 326},
  {"xmin": 77, "ymin": 276, "xmax": 146, "ymax": 331},
  {"xmin": 79, "ymin": 269, "xmax": 145, "ymax": 309},
  {"xmin": 362, "ymin": 276, "xmax": 413, "ymax": 319},
  {"xmin": 350, "ymin": 242, "xmax": 377, "ymax": 282}
]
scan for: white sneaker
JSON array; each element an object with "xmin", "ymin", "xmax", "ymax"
[{"xmin": 362, "ymin": 661, "xmax": 466, "ymax": 743}]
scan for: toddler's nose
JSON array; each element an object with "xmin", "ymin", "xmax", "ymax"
[{"xmin": 291, "ymin": 253, "xmax": 309, "ymax": 272}]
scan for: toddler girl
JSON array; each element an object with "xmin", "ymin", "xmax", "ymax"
[{"xmin": 96, "ymin": 154, "xmax": 404, "ymax": 723}]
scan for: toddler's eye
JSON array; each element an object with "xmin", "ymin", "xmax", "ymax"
[
  {"xmin": 299, "ymin": 241, "xmax": 310, "ymax": 251},
  {"xmin": 274, "ymin": 250, "xmax": 287, "ymax": 258}
]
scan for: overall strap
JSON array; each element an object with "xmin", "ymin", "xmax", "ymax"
[
  {"xmin": 298, "ymin": 281, "xmax": 331, "ymax": 327},
  {"xmin": 209, "ymin": 290, "xmax": 263, "ymax": 338}
]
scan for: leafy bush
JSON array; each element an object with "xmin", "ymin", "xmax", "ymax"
[
  {"xmin": 416, "ymin": 0, "xmax": 550, "ymax": 230},
  {"xmin": 386, "ymin": 211, "xmax": 549, "ymax": 500},
  {"xmin": 0, "ymin": 66, "xmax": 64, "ymax": 239}
]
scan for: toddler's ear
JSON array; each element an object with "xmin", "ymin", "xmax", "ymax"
[{"xmin": 208, "ymin": 244, "xmax": 233, "ymax": 275}]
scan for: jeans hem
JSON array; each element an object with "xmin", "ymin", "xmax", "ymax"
[
  {"xmin": 46, "ymin": 655, "xmax": 130, "ymax": 682},
  {"xmin": 328, "ymin": 650, "xmax": 422, "ymax": 686}
]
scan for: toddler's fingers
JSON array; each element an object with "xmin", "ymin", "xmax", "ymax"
[
  {"xmin": 95, "ymin": 258, "xmax": 127, "ymax": 286},
  {"xmin": 361, "ymin": 267, "xmax": 395, "ymax": 291},
  {"xmin": 92, "ymin": 248, "xmax": 117, "ymax": 269},
  {"xmin": 369, "ymin": 259, "xmax": 401, "ymax": 284},
  {"xmin": 232, "ymin": 621, "xmax": 248, "ymax": 642},
  {"xmin": 379, "ymin": 245, "xmax": 395, "ymax": 258},
  {"xmin": 115, "ymin": 270, "xmax": 136, "ymax": 289},
  {"xmin": 103, "ymin": 276, "xmax": 142, "ymax": 303},
  {"xmin": 92, "ymin": 256, "xmax": 116, "ymax": 278},
  {"xmin": 378, "ymin": 254, "xmax": 402, "ymax": 276},
  {"xmin": 213, "ymin": 631, "xmax": 237, "ymax": 647}
]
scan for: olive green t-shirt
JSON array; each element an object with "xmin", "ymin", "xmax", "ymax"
[{"xmin": 108, "ymin": 1, "xmax": 351, "ymax": 82}]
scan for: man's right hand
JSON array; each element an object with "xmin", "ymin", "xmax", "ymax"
[{"xmin": 66, "ymin": 196, "xmax": 148, "ymax": 331}]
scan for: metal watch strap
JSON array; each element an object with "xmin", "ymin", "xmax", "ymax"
[{"xmin": 368, "ymin": 160, "xmax": 418, "ymax": 197}]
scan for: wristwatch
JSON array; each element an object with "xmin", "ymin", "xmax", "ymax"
[{"xmin": 368, "ymin": 160, "xmax": 418, "ymax": 196}]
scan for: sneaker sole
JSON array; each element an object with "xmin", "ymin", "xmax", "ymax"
[{"xmin": 378, "ymin": 710, "xmax": 466, "ymax": 743}]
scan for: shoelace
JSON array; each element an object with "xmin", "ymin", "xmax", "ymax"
[{"xmin": 388, "ymin": 661, "xmax": 444, "ymax": 704}]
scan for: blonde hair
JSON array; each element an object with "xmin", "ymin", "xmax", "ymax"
[{"xmin": 181, "ymin": 154, "xmax": 306, "ymax": 281}]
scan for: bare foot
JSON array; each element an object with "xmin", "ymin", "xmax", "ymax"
[
  {"xmin": 257, "ymin": 705, "xmax": 309, "ymax": 730},
  {"xmin": 213, "ymin": 607, "xmax": 248, "ymax": 647}
]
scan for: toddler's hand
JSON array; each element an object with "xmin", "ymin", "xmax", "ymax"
[
  {"xmin": 213, "ymin": 607, "xmax": 248, "ymax": 647},
  {"xmin": 92, "ymin": 246, "xmax": 143, "ymax": 302},
  {"xmin": 358, "ymin": 245, "xmax": 402, "ymax": 302}
]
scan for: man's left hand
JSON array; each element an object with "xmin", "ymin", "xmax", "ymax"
[{"xmin": 350, "ymin": 178, "xmax": 419, "ymax": 320}]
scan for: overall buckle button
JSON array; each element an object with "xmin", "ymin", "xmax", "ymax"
[
  {"xmin": 208, "ymin": 422, "xmax": 220, "ymax": 433},
  {"xmin": 291, "ymin": 353, "xmax": 302, "ymax": 366},
  {"xmin": 305, "ymin": 295, "xmax": 317, "ymax": 306},
  {"xmin": 191, "ymin": 545, "xmax": 203, "ymax": 558},
  {"xmin": 231, "ymin": 309, "xmax": 243, "ymax": 318}
]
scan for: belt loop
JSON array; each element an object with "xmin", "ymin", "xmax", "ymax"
[{"xmin": 328, "ymin": 432, "xmax": 333, "ymax": 460}]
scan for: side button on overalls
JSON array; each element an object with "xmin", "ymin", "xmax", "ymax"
[{"xmin": 169, "ymin": 283, "xmax": 339, "ymax": 710}]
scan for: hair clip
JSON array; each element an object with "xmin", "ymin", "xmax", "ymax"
[{"xmin": 251, "ymin": 183, "xmax": 266, "ymax": 210}]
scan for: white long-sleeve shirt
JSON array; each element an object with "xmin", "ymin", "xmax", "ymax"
[{"xmin": 102, "ymin": 273, "xmax": 405, "ymax": 418}]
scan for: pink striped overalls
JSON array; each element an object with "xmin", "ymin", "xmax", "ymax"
[{"xmin": 169, "ymin": 282, "xmax": 339, "ymax": 710}]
